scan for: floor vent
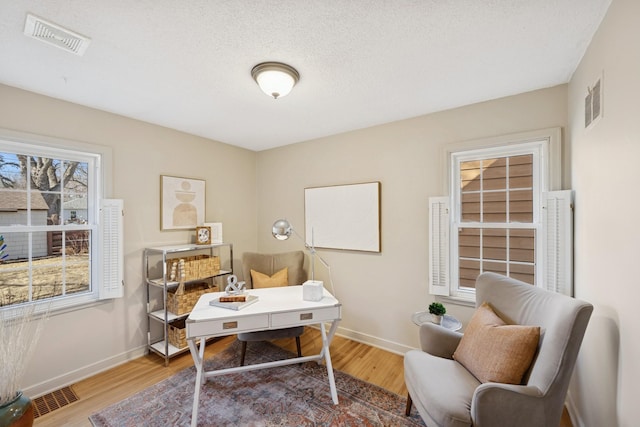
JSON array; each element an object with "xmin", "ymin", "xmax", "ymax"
[{"xmin": 33, "ymin": 386, "xmax": 79, "ymax": 418}]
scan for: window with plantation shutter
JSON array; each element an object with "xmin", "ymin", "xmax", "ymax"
[
  {"xmin": 429, "ymin": 128, "xmax": 571, "ymax": 301},
  {"xmin": 0, "ymin": 131, "xmax": 121, "ymax": 312}
]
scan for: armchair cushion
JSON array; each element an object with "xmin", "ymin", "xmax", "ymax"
[
  {"xmin": 453, "ymin": 302, "xmax": 540, "ymax": 384},
  {"xmin": 419, "ymin": 322, "xmax": 462, "ymax": 359},
  {"xmin": 405, "ymin": 350, "xmax": 479, "ymax": 427},
  {"xmin": 250, "ymin": 267, "xmax": 288, "ymax": 288}
]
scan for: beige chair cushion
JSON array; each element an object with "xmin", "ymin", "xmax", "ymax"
[
  {"xmin": 242, "ymin": 251, "xmax": 306, "ymax": 288},
  {"xmin": 250, "ymin": 267, "xmax": 288, "ymax": 288},
  {"xmin": 453, "ymin": 302, "xmax": 540, "ymax": 384}
]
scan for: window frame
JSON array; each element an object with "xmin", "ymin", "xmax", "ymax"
[
  {"xmin": 433, "ymin": 127, "xmax": 564, "ymax": 303},
  {"xmin": 0, "ymin": 128, "xmax": 114, "ymax": 313}
]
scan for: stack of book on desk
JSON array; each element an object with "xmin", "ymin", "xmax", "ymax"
[{"xmin": 209, "ymin": 293, "xmax": 258, "ymax": 310}]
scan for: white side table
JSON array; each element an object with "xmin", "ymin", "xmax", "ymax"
[{"xmin": 412, "ymin": 311, "xmax": 462, "ymax": 331}]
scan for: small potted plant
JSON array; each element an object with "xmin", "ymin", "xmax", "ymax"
[{"xmin": 428, "ymin": 302, "xmax": 446, "ymax": 325}]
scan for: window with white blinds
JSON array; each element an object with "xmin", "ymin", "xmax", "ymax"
[{"xmin": 429, "ymin": 129, "xmax": 573, "ymax": 300}]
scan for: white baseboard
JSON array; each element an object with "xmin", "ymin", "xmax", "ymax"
[
  {"xmin": 24, "ymin": 345, "xmax": 147, "ymax": 398},
  {"xmin": 334, "ymin": 325, "xmax": 414, "ymax": 356},
  {"xmin": 565, "ymin": 392, "xmax": 584, "ymax": 427}
]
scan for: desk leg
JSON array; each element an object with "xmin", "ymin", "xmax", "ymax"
[
  {"xmin": 320, "ymin": 322, "xmax": 339, "ymax": 405},
  {"xmin": 188, "ymin": 338, "xmax": 206, "ymax": 427},
  {"xmin": 318, "ymin": 320, "xmax": 340, "ymax": 359}
]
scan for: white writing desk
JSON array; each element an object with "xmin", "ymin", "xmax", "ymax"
[{"xmin": 186, "ymin": 285, "xmax": 342, "ymax": 427}]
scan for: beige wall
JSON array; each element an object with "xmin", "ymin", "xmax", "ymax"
[
  {"xmin": 568, "ymin": 0, "xmax": 640, "ymax": 425},
  {"xmin": 255, "ymin": 85, "xmax": 568, "ymax": 352},
  {"xmin": 0, "ymin": 84, "xmax": 258, "ymax": 395}
]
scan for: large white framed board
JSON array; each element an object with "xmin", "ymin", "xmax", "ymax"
[{"xmin": 304, "ymin": 182, "xmax": 381, "ymax": 252}]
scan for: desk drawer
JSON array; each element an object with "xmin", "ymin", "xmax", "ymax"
[
  {"xmin": 187, "ymin": 314, "xmax": 269, "ymax": 338},
  {"xmin": 272, "ymin": 306, "xmax": 341, "ymax": 328}
]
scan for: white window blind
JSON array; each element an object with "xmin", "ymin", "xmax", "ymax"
[
  {"xmin": 99, "ymin": 199, "xmax": 124, "ymax": 299},
  {"xmin": 429, "ymin": 197, "xmax": 449, "ymax": 296},
  {"xmin": 542, "ymin": 190, "xmax": 574, "ymax": 296}
]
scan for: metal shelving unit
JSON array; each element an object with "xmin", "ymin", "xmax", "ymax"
[{"xmin": 144, "ymin": 243, "xmax": 233, "ymax": 365}]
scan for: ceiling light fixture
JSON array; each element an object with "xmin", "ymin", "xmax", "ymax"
[{"xmin": 251, "ymin": 62, "xmax": 299, "ymax": 99}]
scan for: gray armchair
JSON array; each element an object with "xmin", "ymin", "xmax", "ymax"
[
  {"xmin": 237, "ymin": 251, "xmax": 307, "ymax": 365},
  {"xmin": 404, "ymin": 272, "xmax": 593, "ymax": 427}
]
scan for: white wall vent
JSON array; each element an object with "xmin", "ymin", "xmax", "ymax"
[
  {"xmin": 23, "ymin": 14, "xmax": 91, "ymax": 56},
  {"xmin": 585, "ymin": 73, "xmax": 603, "ymax": 129}
]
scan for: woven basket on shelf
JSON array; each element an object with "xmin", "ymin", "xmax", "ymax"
[
  {"xmin": 166, "ymin": 282, "xmax": 218, "ymax": 316},
  {"xmin": 167, "ymin": 255, "xmax": 221, "ymax": 282},
  {"xmin": 168, "ymin": 319, "xmax": 187, "ymax": 349}
]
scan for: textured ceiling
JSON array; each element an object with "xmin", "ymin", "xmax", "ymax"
[{"xmin": 0, "ymin": 1, "xmax": 611, "ymax": 151}]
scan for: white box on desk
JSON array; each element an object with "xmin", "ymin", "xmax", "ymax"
[{"xmin": 302, "ymin": 280, "xmax": 324, "ymax": 301}]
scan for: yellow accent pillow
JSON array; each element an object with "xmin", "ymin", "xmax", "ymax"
[
  {"xmin": 453, "ymin": 302, "xmax": 540, "ymax": 384},
  {"xmin": 250, "ymin": 267, "xmax": 288, "ymax": 288}
]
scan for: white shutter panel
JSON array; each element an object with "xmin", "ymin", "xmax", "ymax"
[
  {"xmin": 99, "ymin": 199, "xmax": 124, "ymax": 299},
  {"xmin": 429, "ymin": 197, "xmax": 450, "ymax": 296},
  {"xmin": 542, "ymin": 190, "xmax": 573, "ymax": 296}
]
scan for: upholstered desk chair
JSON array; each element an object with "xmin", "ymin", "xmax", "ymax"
[
  {"xmin": 404, "ymin": 272, "xmax": 593, "ymax": 427},
  {"xmin": 237, "ymin": 251, "xmax": 307, "ymax": 365}
]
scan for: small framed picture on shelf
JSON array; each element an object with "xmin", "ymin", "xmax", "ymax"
[
  {"xmin": 195, "ymin": 226, "xmax": 211, "ymax": 245},
  {"xmin": 203, "ymin": 222, "xmax": 223, "ymax": 244}
]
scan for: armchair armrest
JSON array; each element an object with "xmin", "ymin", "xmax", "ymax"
[
  {"xmin": 471, "ymin": 383, "xmax": 545, "ymax": 427},
  {"xmin": 419, "ymin": 322, "xmax": 463, "ymax": 359}
]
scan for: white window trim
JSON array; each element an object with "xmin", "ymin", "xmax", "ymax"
[
  {"xmin": 430, "ymin": 127, "xmax": 571, "ymax": 303},
  {"xmin": 441, "ymin": 127, "xmax": 562, "ymax": 195},
  {"xmin": 0, "ymin": 128, "xmax": 122, "ymax": 313}
]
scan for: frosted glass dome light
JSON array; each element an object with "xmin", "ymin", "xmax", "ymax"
[{"xmin": 251, "ymin": 62, "xmax": 300, "ymax": 99}]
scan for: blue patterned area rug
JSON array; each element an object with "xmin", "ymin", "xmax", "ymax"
[{"xmin": 89, "ymin": 340, "xmax": 425, "ymax": 427}]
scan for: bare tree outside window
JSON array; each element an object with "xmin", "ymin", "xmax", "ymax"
[{"xmin": 0, "ymin": 152, "xmax": 91, "ymax": 307}]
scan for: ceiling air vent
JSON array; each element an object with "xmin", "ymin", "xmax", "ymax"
[{"xmin": 23, "ymin": 13, "xmax": 91, "ymax": 56}]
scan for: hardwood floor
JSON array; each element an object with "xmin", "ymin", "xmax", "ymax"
[{"xmin": 33, "ymin": 328, "xmax": 571, "ymax": 426}]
